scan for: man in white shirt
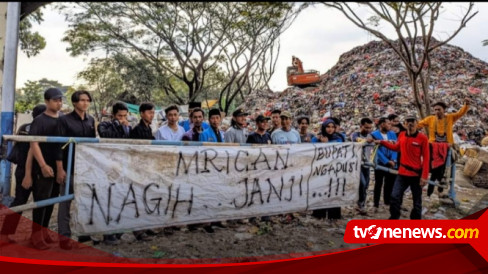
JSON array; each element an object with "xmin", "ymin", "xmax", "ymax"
[{"xmin": 155, "ymin": 105, "xmax": 185, "ymax": 141}]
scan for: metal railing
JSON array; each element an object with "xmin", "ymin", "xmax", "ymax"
[{"xmin": 0, "ymin": 136, "xmax": 459, "ymax": 214}]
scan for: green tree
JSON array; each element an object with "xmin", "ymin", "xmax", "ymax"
[
  {"xmin": 19, "ymin": 9, "xmax": 46, "ymax": 57},
  {"xmin": 59, "ymin": 2, "xmax": 302, "ymax": 110},
  {"xmin": 322, "ymin": 2, "xmax": 477, "ymax": 118},
  {"xmin": 14, "ymin": 78, "xmax": 65, "ymax": 113}
]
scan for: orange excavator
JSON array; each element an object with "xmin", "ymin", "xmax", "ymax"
[{"xmin": 286, "ymin": 56, "xmax": 321, "ymax": 87}]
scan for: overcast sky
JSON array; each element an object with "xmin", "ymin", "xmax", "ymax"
[{"xmin": 16, "ymin": 3, "xmax": 488, "ymax": 93}]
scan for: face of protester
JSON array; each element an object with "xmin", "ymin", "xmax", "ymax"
[
  {"xmin": 299, "ymin": 119, "xmax": 309, "ymax": 133},
  {"xmin": 209, "ymin": 115, "xmax": 221, "ymax": 129},
  {"xmin": 114, "ymin": 110, "xmax": 128, "ymax": 123},
  {"xmin": 167, "ymin": 109, "xmax": 179, "ymax": 125},
  {"xmin": 405, "ymin": 119, "xmax": 418, "ymax": 133},
  {"xmin": 257, "ymin": 120, "xmax": 269, "ymax": 131},
  {"xmin": 434, "ymin": 105, "xmax": 445, "ymax": 119},
  {"xmin": 379, "ymin": 120, "xmax": 391, "ymax": 132},
  {"xmin": 390, "ymin": 117, "xmax": 400, "ymax": 125},
  {"xmin": 325, "ymin": 123, "xmax": 336, "ymax": 135},
  {"xmin": 141, "ymin": 109, "xmax": 155, "ymax": 125},
  {"xmin": 191, "ymin": 111, "xmax": 204, "ymax": 128},
  {"xmin": 73, "ymin": 94, "xmax": 91, "ymax": 113},
  {"xmin": 271, "ymin": 113, "xmax": 281, "ymax": 128},
  {"xmin": 281, "ymin": 117, "xmax": 292, "ymax": 131},
  {"xmin": 360, "ymin": 122, "xmax": 373, "ymax": 135},
  {"xmin": 45, "ymin": 98, "xmax": 63, "ymax": 113},
  {"xmin": 235, "ymin": 115, "xmax": 246, "ymax": 127}
]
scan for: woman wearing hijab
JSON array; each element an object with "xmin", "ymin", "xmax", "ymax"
[{"xmin": 311, "ymin": 118, "xmax": 344, "ymax": 224}]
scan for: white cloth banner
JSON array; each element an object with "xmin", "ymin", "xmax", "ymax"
[{"xmin": 72, "ymin": 142, "xmax": 362, "ymax": 234}]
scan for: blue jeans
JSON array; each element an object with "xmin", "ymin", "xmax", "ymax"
[
  {"xmin": 357, "ymin": 167, "xmax": 371, "ymax": 208},
  {"xmin": 389, "ymin": 175, "xmax": 423, "ymax": 219}
]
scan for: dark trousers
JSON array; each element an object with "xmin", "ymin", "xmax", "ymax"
[
  {"xmin": 427, "ymin": 165, "xmax": 446, "ymax": 197},
  {"xmin": 57, "ymin": 177, "xmax": 73, "ymax": 238},
  {"xmin": 374, "ymin": 169, "xmax": 396, "ymax": 207},
  {"xmin": 312, "ymin": 207, "xmax": 341, "ymax": 220},
  {"xmin": 1, "ymin": 169, "xmax": 31, "ymax": 235},
  {"xmin": 357, "ymin": 167, "xmax": 371, "ymax": 208},
  {"xmin": 389, "ymin": 175, "xmax": 423, "ymax": 220},
  {"xmin": 32, "ymin": 174, "xmax": 59, "ymax": 233}
]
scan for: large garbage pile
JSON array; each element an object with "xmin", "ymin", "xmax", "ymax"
[{"xmin": 243, "ymin": 39, "xmax": 488, "ymax": 140}]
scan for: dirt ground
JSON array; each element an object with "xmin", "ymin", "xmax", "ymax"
[
  {"xmin": 74, "ymin": 164, "xmax": 488, "ymax": 260},
  {"xmin": 4, "ymin": 164, "xmax": 488, "ymax": 261}
]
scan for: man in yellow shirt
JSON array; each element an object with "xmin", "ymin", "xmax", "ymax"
[
  {"xmin": 417, "ymin": 97, "xmax": 470, "ymax": 198},
  {"xmin": 418, "ymin": 98, "xmax": 470, "ymax": 144}
]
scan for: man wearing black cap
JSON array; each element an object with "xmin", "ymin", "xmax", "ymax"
[
  {"xmin": 225, "ymin": 108, "xmax": 249, "ymax": 144},
  {"xmin": 246, "ymin": 115, "xmax": 272, "ymax": 144},
  {"xmin": 0, "ymin": 104, "xmax": 46, "ymax": 246},
  {"xmin": 369, "ymin": 114, "xmax": 430, "ymax": 219},
  {"xmin": 200, "ymin": 108, "xmax": 225, "ymax": 142},
  {"xmin": 179, "ymin": 102, "xmax": 210, "ymax": 132},
  {"xmin": 27, "ymin": 88, "xmax": 65, "ymax": 249},
  {"xmin": 56, "ymin": 90, "xmax": 96, "ymax": 249}
]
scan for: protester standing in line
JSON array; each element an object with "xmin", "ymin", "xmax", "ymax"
[
  {"xmin": 371, "ymin": 117, "xmax": 398, "ymax": 213},
  {"xmin": 369, "ymin": 114, "xmax": 430, "ymax": 219},
  {"xmin": 130, "ymin": 102, "xmax": 156, "ymax": 140},
  {"xmin": 155, "ymin": 105, "xmax": 185, "ymax": 141},
  {"xmin": 351, "ymin": 117, "xmax": 374, "ymax": 215},
  {"xmin": 55, "ymin": 90, "xmax": 96, "ymax": 249},
  {"xmin": 200, "ymin": 109, "xmax": 225, "ymax": 143},
  {"xmin": 225, "ymin": 108, "xmax": 249, "ymax": 144},
  {"xmin": 246, "ymin": 115, "xmax": 272, "ymax": 144},
  {"xmin": 182, "ymin": 107, "xmax": 205, "ymax": 141},
  {"xmin": 0, "ymin": 104, "xmax": 46, "ymax": 247},
  {"xmin": 271, "ymin": 111, "xmax": 301, "ymax": 144},
  {"xmin": 267, "ymin": 109, "xmax": 281, "ymax": 135},
  {"xmin": 179, "ymin": 102, "xmax": 209, "ymax": 132},
  {"xmin": 418, "ymin": 98, "xmax": 470, "ymax": 198},
  {"xmin": 27, "ymin": 88, "xmax": 65, "ymax": 250},
  {"xmin": 297, "ymin": 116, "xmax": 316, "ymax": 143},
  {"xmin": 311, "ymin": 119, "xmax": 344, "ymax": 223},
  {"xmin": 97, "ymin": 101, "xmax": 132, "ymax": 245}
]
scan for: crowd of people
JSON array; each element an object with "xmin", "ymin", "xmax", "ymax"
[{"xmin": 1, "ymin": 84, "xmax": 480, "ymax": 251}]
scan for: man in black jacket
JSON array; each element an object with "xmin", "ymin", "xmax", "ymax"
[
  {"xmin": 97, "ymin": 101, "xmax": 131, "ymax": 245},
  {"xmin": 0, "ymin": 104, "xmax": 46, "ymax": 246},
  {"xmin": 98, "ymin": 102, "xmax": 131, "ymax": 138},
  {"xmin": 130, "ymin": 102, "xmax": 155, "ymax": 140},
  {"xmin": 56, "ymin": 90, "xmax": 96, "ymax": 249}
]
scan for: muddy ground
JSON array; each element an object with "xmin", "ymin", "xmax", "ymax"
[{"xmin": 4, "ymin": 164, "xmax": 488, "ymax": 261}]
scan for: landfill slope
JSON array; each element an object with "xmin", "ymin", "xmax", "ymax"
[{"xmin": 244, "ymin": 39, "xmax": 488, "ymax": 140}]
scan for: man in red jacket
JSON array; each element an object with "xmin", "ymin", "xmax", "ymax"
[{"xmin": 369, "ymin": 114, "xmax": 430, "ymax": 219}]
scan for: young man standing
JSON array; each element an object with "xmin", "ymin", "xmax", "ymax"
[
  {"xmin": 371, "ymin": 117, "xmax": 397, "ymax": 212},
  {"xmin": 297, "ymin": 116, "xmax": 316, "ymax": 143},
  {"xmin": 56, "ymin": 90, "xmax": 96, "ymax": 249},
  {"xmin": 130, "ymin": 102, "xmax": 155, "ymax": 140},
  {"xmin": 28, "ymin": 88, "xmax": 65, "ymax": 250},
  {"xmin": 418, "ymin": 98, "xmax": 470, "ymax": 197},
  {"xmin": 200, "ymin": 109, "xmax": 225, "ymax": 143},
  {"xmin": 370, "ymin": 114, "xmax": 430, "ymax": 219},
  {"xmin": 0, "ymin": 104, "xmax": 46, "ymax": 246},
  {"xmin": 351, "ymin": 117, "xmax": 374, "ymax": 215},
  {"xmin": 179, "ymin": 102, "xmax": 209, "ymax": 132},
  {"xmin": 98, "ymin": 102, "xmax": 132, "ymax": 138},
  {"xmin": 182, "ymin": 108, "xmax": 205, "ymax": 141},
  {"xmin": 246, "ymin": 115, "xmax": 272, "ymax": 144},
  {"xmin": 225, "ymin": 108, "xmax": 249, "ymax": 144},
  {"xmin": 155, "ymin": 105, "xmax": 185, "ymax": 141},
  {"xmin": 97, "ymin": 101, "xmax": 131, "ymax": 245},
  {"xmin": 267, "ymin": 109, "xmax": 281, "ymax": 135},
  {"xmin": 271, "ymin": 111, "xmax": 301, "ymax": 144}
]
